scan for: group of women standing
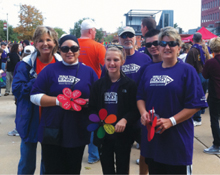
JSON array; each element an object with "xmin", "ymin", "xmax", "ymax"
[{"xmin": 13, "ymin": 25, "xmax": 208, "ymax": 175}]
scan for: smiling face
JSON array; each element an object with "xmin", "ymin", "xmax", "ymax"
[
  {"xmin": 105, "ymin": 50, "xmax": 124, "ymax": 75},
  {"xmin": 159, "ymin": 36, "xmax": 180, "ymax": 62},
  {"xmin": 59, "ymin": 40, "xmax": 80, "ymax": 64},
  {"xmin": 35, "ymin": 33, "xmax": 56, "ymax": 56},
  {"xmin": 145, "ymin": 35, "xmax": 160, "ymax": 57}
]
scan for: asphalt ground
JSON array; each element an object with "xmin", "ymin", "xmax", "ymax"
[{"xmin": 0, "ymin": 94, "xmax": 220, "ymax": 174}]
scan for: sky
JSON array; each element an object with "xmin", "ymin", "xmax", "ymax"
[{"xmin": 0, "ymin": 0, "xmax": 201, "ymax": 34}]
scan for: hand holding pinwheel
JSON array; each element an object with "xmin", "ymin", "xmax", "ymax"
[
  {"xmin": 87, "ymin": 109, "xmax": 117, "ymax": 139},
  {"xmin": 146, "ymin": 107, "xmax": 158, "ymax": 142},
  {"xmin": 57, "ymin": 88, "xmax": 86, "ymax": 111}
]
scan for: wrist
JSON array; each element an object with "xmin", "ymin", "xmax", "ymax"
[
  {"xmin": 56, "ymin": 98, "xmax": 60, "ymax": 106},
  {"xmin": 169, "ymin": 116, "xmax": 177, "ymax": 126}
]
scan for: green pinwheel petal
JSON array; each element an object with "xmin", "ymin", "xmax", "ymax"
[{"xmin": 97, "ymin": 126, "xmax": 105, "ymax": 139}]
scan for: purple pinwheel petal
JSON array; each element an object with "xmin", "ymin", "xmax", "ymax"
[
  {"xmin": 89, "ymin": 114, "xmax": 100, "ymax": 122},
  {"xmin": 87, "ymin": 123, "xmax": 99, "ymax": 132}
]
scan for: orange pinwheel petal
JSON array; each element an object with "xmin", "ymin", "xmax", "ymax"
[{"xmin": 104, "ymin": 114, "xmax": 117, "ymax": 124}]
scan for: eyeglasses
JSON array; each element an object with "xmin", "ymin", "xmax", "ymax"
[
  {"xmin": 145, "ymin": 41, "xmax": 159, "ymax": 48},
  {"xmin": 159, "ymin": 41, "xmax": 179, "ymax": 47},
  {"xmin": 107, "ymin": 44, "xmax": 124, "ymax": 50},
  {"xmin": 120, "ymin": 32, "xmax": 134, "ymax": 39},
  {"xmin": 60, "ymin": 46, "xmax": 79, "ymax": 53}
]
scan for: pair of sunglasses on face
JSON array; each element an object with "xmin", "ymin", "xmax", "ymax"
[
  {"xmin": 120, "ymin": 32, "xmax": 135, "ymax": 39},
  {"xmin": 107, "ymin": 44, "xmax": 124, "ymax": 50},
  {"xmin": 60, "ymin": 46, "xmax": 79, "ymax": 53},
  {"xmin": 145, "ymin": 41, "xmax": 179, "ymax": 48}
]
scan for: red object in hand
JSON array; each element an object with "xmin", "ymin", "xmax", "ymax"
[
  {"xmin": 57, "ymin": 88, "xmax": 86, "ymax": 111},
  {"xmin": 146, "ymin": 107, "xmax": 157, "ymax": 141}
]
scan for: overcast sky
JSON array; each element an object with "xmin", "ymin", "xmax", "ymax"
[{"xmin": 0, "ymin": 0, "xmax": 201, "ymax": 34}]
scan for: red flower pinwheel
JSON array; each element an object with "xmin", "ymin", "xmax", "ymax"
[
  {"xmin": 87, "ymin": 109, "xmax": 117, "ymax": 139},
  {"xmin": 146, "ymin": 107, "xmax": 157, "ymax": 142},
  {"xmin": 57, "ymin": 88, "xmax": 86, "ymax": 111}
]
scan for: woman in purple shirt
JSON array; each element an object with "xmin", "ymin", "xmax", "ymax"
[
  {"xmin": 137, "ymin": 27, "xmax": 208, "ymax": 175},
  {"xmin": 30, "ymin": 35, "xmax": 98, "ymax": 174}
]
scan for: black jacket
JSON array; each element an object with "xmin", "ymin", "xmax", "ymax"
[
  {"xmin": 89, "ymin": 71, "xmax": 140, "ymax": 146},
  {"xmin": 7, "ymin": 52, "xmax": 20, "ymax": 72}
]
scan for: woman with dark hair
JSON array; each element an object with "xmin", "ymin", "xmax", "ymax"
[
  {"xmin": 4, "ymin": 44, "xmax": 20, "ymax": 96},
  {"xmin": 30, "ymin": 34, "xmax": 98, "ymax": 174}
]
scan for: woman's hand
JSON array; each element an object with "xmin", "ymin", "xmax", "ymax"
[
  {"xmin": 141, "ymin": 111, "xmax": 150, "ymax": 126},
  {"xmin": 115, "ymin": 118, "xmax": 127, "ymax": 133},
  {"xmin": 82, "ymin": 99, "xmax": 89, "ymax": 108},
  {"xmin": 155, "ymin": 118, "xmax": 173, "ymax": 134}
]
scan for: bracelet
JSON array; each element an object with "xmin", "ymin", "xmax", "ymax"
[
  {"xmin": 169, "ymin": 116, "xmax": 177, "ymax": 126},
  {"xmin": 56, "ymin": 98, "xmax": 60, "ymax": 106}
]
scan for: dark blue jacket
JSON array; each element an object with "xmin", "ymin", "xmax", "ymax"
[{"xmin": 12, "ymin": 51, "xmax": 62, "ymax": 143}]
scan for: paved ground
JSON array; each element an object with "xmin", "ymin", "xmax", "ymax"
[{"xmin": 0, "ymin": 94, "xmax": 220, "ymax": 174}]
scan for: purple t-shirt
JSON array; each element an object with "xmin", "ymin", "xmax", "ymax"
[
  {"xmin": 31, "ymin": 62, "xmax": 98, "ymax": 148},
  {"xmin": 137, "ymin": 61, "xmax": 208, "ymax": 165}
]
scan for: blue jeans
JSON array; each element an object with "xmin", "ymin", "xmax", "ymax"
[
  {"xmin": 88, "ymin": 132, "xmax": 100, "ymax": 162},
  {"xmin": 193, "ymin": 73, "xmax": 208, "ymax": 122},
  {"xmin": 1, "ymin": 62, "xmax": 6, "ymax": 71},
  {"xmin": 18, "ymin": 140, "xmax": 45, "ymax": 175}
]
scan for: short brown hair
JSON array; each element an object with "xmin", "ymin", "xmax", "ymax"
[
  {"xmin": 142, "ymin": 17, "xmax": 156, "ymax": 30},
  {"xmin": 33, "ymin": 26, "xmax": 58, "ymax": 55}
]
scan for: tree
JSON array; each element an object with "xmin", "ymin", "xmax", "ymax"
[
  {"xmin": 70, "ymin": 18, "xmax": 104, "ymax": 42},
  {"xmin": 174, "ymin": 23, "xmax": 178, "ymax": 28},
  {"xmin": 14, "ymin": 4, "xmax": 44, "ymax": 41},
  {"xmin": 54, "ymin": 27, "xmax": 66, "ymax": 38},
  {"xmin": 0, "ymin": 20, "xmax": 19, "ymax": 41}
]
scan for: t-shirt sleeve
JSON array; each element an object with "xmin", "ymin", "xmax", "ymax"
[
  {"xmin": 184, "ymin": 67, "xmax": 208, "ymax": 109},
  {"xmin": 30, "ymin": 67, "xmax": 50, "ymax": 95},
  {"xmin": 136, "ymin": 69, "xmax": 147, "ymax": 101},
  {"xmin": 98, "ymin": 44, "xmax": 106, "ymax": 66}
]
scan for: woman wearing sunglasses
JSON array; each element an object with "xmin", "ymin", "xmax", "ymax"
[
  {"xmin": 137, "ymin": 27, "xmax": 208, "ymax": 175},
  {"xmin": 89, "ymin": 45, "xmax": 140, "ymax": 174},
  {"xmin": 12, "ymin": 26, "xmax": 62, "ymax": 175},
  {"xmin": 30, "ymin": 35, "xmax": 98, "ymax": 174}
]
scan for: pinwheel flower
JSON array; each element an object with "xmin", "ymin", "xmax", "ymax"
[
  {"xmin": 57, "ymin": 88, "xmax": 86, "ymax": 111},
  {"xmin": 146, "ymin": 108, "xmax": 158, "ymax": 142},
  {"xmin": 87, "ymin": 109, "xmax": 117, "ymax": 139}
]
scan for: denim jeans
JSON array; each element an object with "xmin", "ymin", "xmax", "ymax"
[
  {"xmin": 193, "ymin": 73, "xmax": 208, "ymax": 122},
  {"xmin": 18, "ymin": 140, "xmax": 45, "ymax": 175},
  {"xmin": 208, "ymin": 97, "xmax": 220, "ymax": 146},
  {"xmin": 88, "ymin": 132, "xmax": 100, "ymax": 162},
  {"xmin": 1, "ymin": 62, "xmax": 6, "ymax": 71}
]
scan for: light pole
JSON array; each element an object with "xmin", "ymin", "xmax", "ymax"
[{"xmin": 6, "ymin": 13, "xmax": 8, "ymax": 42}]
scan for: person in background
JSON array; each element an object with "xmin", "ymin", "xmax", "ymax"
[
  {"xmin": 1, "ymin": 42, "xmax": 8, "ymax": 71},
  {"xmin": 137, "ymin": 26, "xmax": 208, "ymax": 175},
  {"xmin": 202, "ymin": 37, "xmax": 220, "ymax": 154},
  {"xmin": 8, "ymin": 45, "xmax": 35, "ymax": 137},
  {"xmin": 0, "ymin": 48, "xmax": 5, "ymax": 96},
  {"xmin": 78, "ymin": 19, "xmax": 106, "ymax": 164},
  {"xmin": 186, "ymin": 32, "xmax": 209, "ymax": 127},
  {"xmin": 30, "ymin": 34, "xmax": 98, "ymax": 174},
  {"xmin": 178, "ymin": 43, "xmax": 192, "ymax": 62},
  {"xmin": 21, "ymin": 40, "xmax": 30, "ymax": 55},
  {"xmin": 4, "ymin": 44, "xmax": 21, "ymax": 96},
  {"xmin": 12, "ymin": 25, "xmax": 62, "ymax": 175}
]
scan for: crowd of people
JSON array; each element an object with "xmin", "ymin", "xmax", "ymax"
[{"xmin": 0, "ymin": 16, "xmax": 219, "ymax": 175}]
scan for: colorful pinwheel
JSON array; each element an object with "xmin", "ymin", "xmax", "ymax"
[
  {"xmin": 57, "ymin": 88, "xmax": 86, "ymax": 111},
  {"xmin": 87, "ymin": 109, "xmax": 117, "ymax": 139},
  {"xmin": 146, "ymin": 107, "xmax": 157, "ymax": 141}
]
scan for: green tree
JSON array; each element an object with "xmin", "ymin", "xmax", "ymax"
[
  {"xmin": 174, "ymin": 23, "xmax": 178, "ymax": 28},
  {"xmin": 54, "ymin": 27, "xmax": 66, "ymax": 38},
  {"xmin": 0, "ymin": 20, "xmax": 19, "ymax": 41},
  {"xmin": 14, "ymin": 4, "xmax": 44, "ymax": 40},
  {"xmin": 70, "ymin": 18, "xmax": 104, "ymax": 42}
]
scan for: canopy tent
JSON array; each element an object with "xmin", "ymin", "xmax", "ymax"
[{"xmin": 182, "ymin": 27, "xmax": 218, "ymax": 42}]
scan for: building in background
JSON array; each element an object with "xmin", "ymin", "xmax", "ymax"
[
  {"xmin": 201, "ymin": 0, "xmax": 220, "ymax": 35},
  {"xmin": 124, "ymin": 9, "xmax": 173, "ymax": 47}
]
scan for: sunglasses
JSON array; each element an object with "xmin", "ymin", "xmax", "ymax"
[
  {"xmin": 107, "ymin": 44, "xmax": 124, "ymax": 50},
  {"xmin": 120, "ymin": 32, "xmax": 134, "ymax": 39},
  {"xmin": 159, "ymin": 41, "xmax": 179, "ymax": 47},
  {"xmin": 145, "ymin": 41, "xmax": 159, "ymax": 48},
  {"xmin": 60, "ymin": 46, "xmax": 79, "ymax": 53}
]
